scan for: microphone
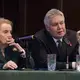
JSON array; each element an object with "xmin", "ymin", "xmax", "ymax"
[
  {"xmin": 16, "ymin": 35, "xmax": 34, "ymax": 41},
  {"xmin": 64, "ymin": 38, "xmax": 72, "ymax": 47}
]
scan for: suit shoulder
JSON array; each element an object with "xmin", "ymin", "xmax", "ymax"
[
  {"xmin": 34, "ymin": 29, "xmax": 46, "ymax": 39},
  {"xmin": 66, "ymin": 29, "xmax": 77, "ymax": 36},
  {"xmin": 67, "ymin": 29, "xmax": 76, "ymax": 34},
  {"xmin": 66, "ymin": 29, "xmax": 77, "ymax": 44}
]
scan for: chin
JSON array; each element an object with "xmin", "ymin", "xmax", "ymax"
[
  {"xmin": 57, "ymin": 35, "xmax": 64, "ymax": 39},
  {"xmin": 59, "ymin": 33, "xmax": 65, "ymax": 37}
]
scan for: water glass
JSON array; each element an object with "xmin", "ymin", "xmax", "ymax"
[
  {"xmin": 47, "ymin": 54, "xmax": 56, "ymax": 71},
  {"xmin": 76, "ymin": 55, "xmax": 80, "ymax": 71}
]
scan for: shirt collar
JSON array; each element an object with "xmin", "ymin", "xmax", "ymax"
[
  {"xmin": 52, "ymin": 37, "xmax": 63, "ymax": 43},
  {"xmin": 52, "ymin": 37, "xmax": 63, "ymax": 47}
]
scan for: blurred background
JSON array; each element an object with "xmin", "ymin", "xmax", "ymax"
[{"xmin": 0, "ymin": 0, "xmax": 80, "ymax": 37}]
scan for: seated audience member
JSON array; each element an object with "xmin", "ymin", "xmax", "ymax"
[
  {"xmin": 29, "ymin": 9, "xmax": 79, "ymax": 70},
  {"xmin": 0, "ymin": 18, "xmax": 26, "ymax": 70}
]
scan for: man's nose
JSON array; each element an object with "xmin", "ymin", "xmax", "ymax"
[{"xmin": 57, "ymin": 23, "xmax": 62, "ymax": 29}]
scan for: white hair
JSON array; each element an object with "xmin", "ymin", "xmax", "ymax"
[{"xmin": 44, "ymin": 9, "xmax": 64, "ymax": 27}]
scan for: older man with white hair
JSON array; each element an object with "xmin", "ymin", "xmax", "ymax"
[{"xmin": 29, "ymin": 8, "xmax": 79, "ymax": 71}]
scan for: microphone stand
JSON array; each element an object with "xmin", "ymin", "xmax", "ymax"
[
  {"xmin": 66, "ymin": 43, "xmax": 72, "ymax": 70},
  {"xmin": 64, "ymin": 38, "xmax": 72, "ymax": 70},
  {"xmin": 65, "ymin": 41, "xmax": 69, "ymax": 70},
  {"xmin": 66, "ymin": 55, "xmax": 69, "ymax": 69}
]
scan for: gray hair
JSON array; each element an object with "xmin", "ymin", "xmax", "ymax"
[
  {"xmin": 44, "ymin": 9, "xmax": 64, "ymax": 27},
  {"xmin": 0, "ymin": 18, "xmax": 13, "ymax": 26}
]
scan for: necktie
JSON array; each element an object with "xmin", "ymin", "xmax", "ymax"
[{"xmin": 57, "ymin": 40, "xmax": 62, "ymax": 54}]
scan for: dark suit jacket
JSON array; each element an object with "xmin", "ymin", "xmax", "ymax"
[
  {"xmin": 29, "ymin": 29, "xmax": 79, "ymax": 70},
  {"xmin": 0, "ymin": 46, "xmax": 26, "ymax": 70}
]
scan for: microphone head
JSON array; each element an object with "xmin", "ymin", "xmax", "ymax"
[
  {"xmin": 18, "ymin": 35, "xmax": 34, "ymax": 40},
  {"xmin": 77, "ymin": 30, "xmax": 80, "ymax": 44},
  {"xmin": 64, "ymin": 38, "xmax": 72, "ymax": 47},
  {"xmin": 15, "ymin": 35, "xmax": 34, "ymax": 42}
]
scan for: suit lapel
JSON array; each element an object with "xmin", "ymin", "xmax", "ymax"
[
  {"xmin": 63, "ymin": 36, "xmax": 73, "ymax": 56},
  {"xmin": 0, "ymin": 49, "xmax": 6, "ymax": 63},
  {"xmin": 35, "ymin": 30, "xmax": 58, "ymax": 54}
]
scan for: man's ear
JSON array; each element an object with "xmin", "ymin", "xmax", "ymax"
[{"xmin": 45, "ymin": 26, "xmax": 50, "ymax": 32}]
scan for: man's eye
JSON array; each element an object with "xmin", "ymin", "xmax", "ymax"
[
  {"xmin": 51, "ymin": 23, "xmax": 58, "ymax": 26},
  {"xmin": 3, "ymin": 30, "xmax": 8, "ymax": 34},
  {"xmin": 60, "ymin": 22, "xmax": 64, "ymax": 25}
]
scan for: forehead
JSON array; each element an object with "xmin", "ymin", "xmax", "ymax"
[
  {"xmin": 0, "ymin": 23, "xmax": 12, "ymax": 31},
  {"xmin": 51, "ymin": 15, "xmax": 64, "ymax": 22}
]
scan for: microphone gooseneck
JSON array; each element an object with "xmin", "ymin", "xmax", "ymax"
[
  {"xmin": 64, "ymin": 38, "xmax": 72, "ymax": 47},
  {"xmin": 18, "ymin": 35, "xmax": 34, "ymax": 40},
  {"xmin": 15, "ymin": 35, "xmax": 34, "ymax": 42}
]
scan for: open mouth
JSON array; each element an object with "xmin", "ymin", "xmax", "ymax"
[{"xmin": 58, "ymin": 31, "xmax": 63, "ymax": 34}]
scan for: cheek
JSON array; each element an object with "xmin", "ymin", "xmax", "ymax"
[
  {"xmin": 62, "ymin": 26, "xmax": 66, "ymax": 33},
  {"xmin": 62, "ymin": 24, "xmax": 66, "ymax": 29},
  {"xmin": 50, "ymin": 27, "xmax": 57, "ymax": 33},
  {"xmin": 48, "ymin": 27, "xmax": 57, "ymax": 36},
  {"xmin": 0, "ymin": 35, "xmax": 7, "ymax": 43},
  {"xmin": 0, "ymin": 39, "xmax": 6, "ymax": 44}
]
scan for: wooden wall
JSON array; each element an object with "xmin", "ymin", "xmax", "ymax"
[{"xmin": 0, "ymin": 0, "xmax": 80, "ymax": 37}]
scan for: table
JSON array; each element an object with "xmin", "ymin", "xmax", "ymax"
[{"xmin": 0, "ymin": 70, "xmax": 80, "ymax": 80}]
